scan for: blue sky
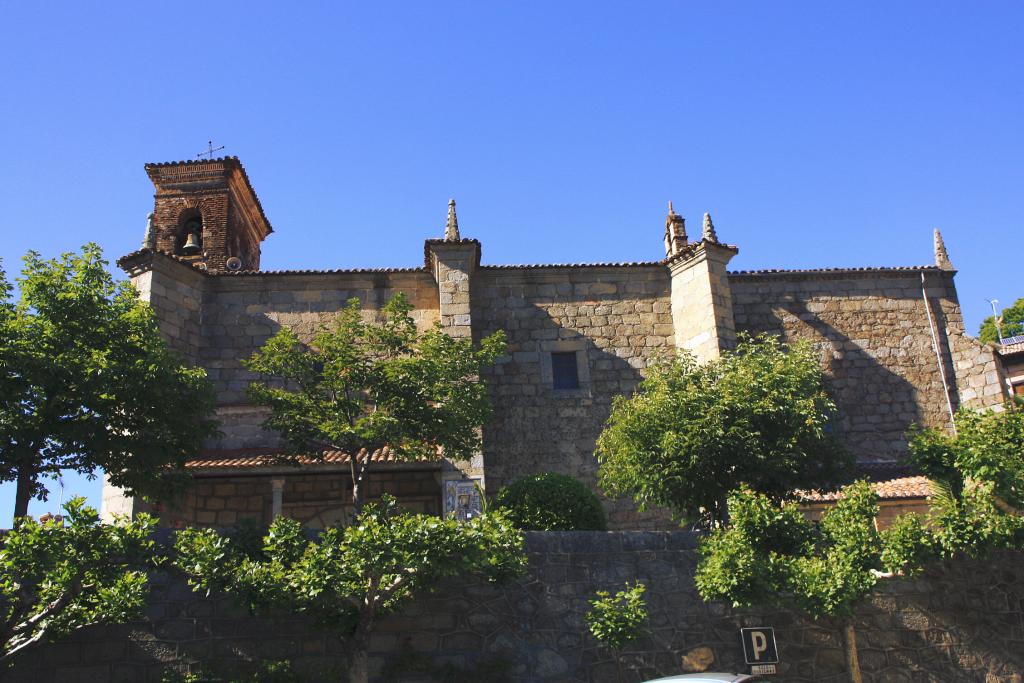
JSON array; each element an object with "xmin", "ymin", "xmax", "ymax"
[{"xmin": 1, "ymin": 2, "xmax": 1022, "ymax": 521}]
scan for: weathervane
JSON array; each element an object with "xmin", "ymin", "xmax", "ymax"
[{"xmin": 196, "ymin": 140, "xmax": 225, "ymax": 160}]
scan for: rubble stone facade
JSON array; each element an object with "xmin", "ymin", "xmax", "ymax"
[{"xmin": 102, "ymin": 158, "xmax": 1010, "ymax": 529}]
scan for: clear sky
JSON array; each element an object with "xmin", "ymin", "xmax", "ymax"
[{"xmin": 1, "ymin": 2, "xmax": 1022, "ymax": 521}]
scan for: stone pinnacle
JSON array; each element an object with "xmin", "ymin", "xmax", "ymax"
[
  {"xmin": 142, "ymin": 212, "xmax": 156, "ymax": 250},
  {"xmin": 934, "ymin": 228, "xmax": 953, "ymax": 270},
  {"xmin": 664, "ymin": 201, "xmax": 687, "ymax": 258},
  {"xmin": 702, "ymin": 212, "xmax": 718, "ymax": 243},
  {"xmin": 445, "ymin": 199, "xmax": 460, "ymax": 241}
]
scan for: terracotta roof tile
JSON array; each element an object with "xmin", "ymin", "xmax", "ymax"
[
  {"xmin": 801, "ymin": 476, "xmax": 931, "ymax": 503},
  {"xmin": 185, "ymin": 447, "xmax": 440, "ymax": 471},
  {"xmin": 730, "ymin": 265, "xmax": 941, "ymax": 277},
  {"xmin": 480, "ymin": 261, "xmax": 663, "ymax": 270}
]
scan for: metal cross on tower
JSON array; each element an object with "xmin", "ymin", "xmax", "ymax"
[{"xmin": 196, "ymin": 140, "xmax": 225, "ymax": 160}]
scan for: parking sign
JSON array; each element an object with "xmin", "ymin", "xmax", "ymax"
[{"xmin": 740, "ymin": 627, "xmax": 779, "ymax": 665}]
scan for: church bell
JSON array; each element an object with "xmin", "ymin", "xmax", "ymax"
[{"xmin": 182, "ymin": 231, "xmax": 202, "ymax": 255}]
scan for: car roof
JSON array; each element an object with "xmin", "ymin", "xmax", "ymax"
[{"xmin": 642, "ymin": 675, "xmax": 756, "ymax": 683}]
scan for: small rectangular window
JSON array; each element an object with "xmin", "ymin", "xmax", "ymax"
[{"xmin": 551, "ymin": 351, "xmax": 580, "ymax": 390}]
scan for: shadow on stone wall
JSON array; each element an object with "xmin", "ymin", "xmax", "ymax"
[
  {"xmin": 475, "ymin": 297, "xmax": 672, "ymax": 529},
  {"xmin": 7, "ymin": 533, "xmax": 1022, "ymax": 683},
  {"xmin": 743, "ymin": 298, "xmax": 933, "ymax": 463}
]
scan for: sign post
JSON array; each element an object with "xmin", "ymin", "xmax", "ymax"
[{"xmin": 740, "ymin": 627, "xmax": 779, "ymax": 675}]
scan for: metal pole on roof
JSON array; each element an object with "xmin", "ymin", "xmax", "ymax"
[
  {"xmin": 987, "ymin": 299, "xmax": 1004, "ymax": 343},
  {"xmin": 922, "ymin": 272, "xmax": 957, "ymax": 435}
]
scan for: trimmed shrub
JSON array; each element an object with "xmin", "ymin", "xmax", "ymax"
[{"xmin": 494, "ymin": 473, "xmax": 607, "ymax": 531}]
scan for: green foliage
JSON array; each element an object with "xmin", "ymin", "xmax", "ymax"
[
  {"xmin": 929, "ymin": 482, "xmax": 1024, "ymax": 558},
  {"xmin": 0, "ymin": 245, "xmax": 218, "ymax": 517},
  {"xmin": 0, "ymin": 497, "xmax": 158, "ymax": 664},
  {"xmin": 908, "ymin": 402, "xmax": 1024, "ymax": 556},
  {"xmin": 910, "ymin": 403, "xmax": 1024, "ymax": 509},
  {"xmin": 494, "ymin": 473, "xmax": 606, "ymax": 531},
  {"xmin": 174, "ymin": 495, "xmax": 526, "ymax": 681},
  {"xmin": 160, "ymin": 660, "xmax": 299, "ymax": 683},
  {"xmin": 789, "ymin": 482, "xmax": 881, "ymax": 618},
  {"xmin": 243, "ymin": 293, "xmax": 506, "ymax": 509},
  {"xmin": 695, "ymin": 489, "xmax": 810, "ymax": 609},
  {"xmin": 978, "ymin": 297, "xmax": 1024, "ymax": 344},
  {"xmin": 697, "ymin": 482, "xmax": 881, "ymax": 619},
  {"xmin": 585, "ymin": 581, "xmax": 648, "ymax": 650},
  {"xmin": 879, "ymin": 513, "xmax": 936, "ymax": 576},
  {"xmin": 596, "ymin": 334, "xmax": 851, "ymax": 527}
]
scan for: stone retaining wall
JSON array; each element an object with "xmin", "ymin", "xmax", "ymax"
[{"xmin": 7, "ymin": 532, "xmax": 1023, "ymax": 683}]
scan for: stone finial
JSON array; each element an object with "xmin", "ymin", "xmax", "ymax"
[
  {"xmin": 142, "ymin": 212, "xmax": 156, "ymax": 250},
  {"xmin": 934, "ymin": 228, "xmax": 953, "ymax": 270},
  {"xmin": 445, "ymin": 199, "xmax": 460, "ymax": 241},
  {"xmin": 664, "ymin": 201, "xmax": 688, "ymax": 258},
  {"xmin": 702, "ymin": 212, "xmax": 718, "ymax": 243}
]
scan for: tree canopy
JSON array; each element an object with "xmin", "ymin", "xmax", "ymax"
[
  {"xmin": 596, "ymin": 334, "xmax": 850, "ymax": 527},
  {"xmin": 978, "ymin": 297, "xmax": 1024, "ymax": 344},
  {"xmin": 0, "ymin": 498, "xmax": 158, "ymax": 665},
  {"xmin": 174, "ymin": 495, "xmax": 526, "ymax": 683},
  {"xmin": 0, "ymin": 245, "xmax": 218, "ymax": 518},
  {"xmin": 244, "ymin": 293, "xmax": 506, "ymax": 512},
  {"xmin": 695, "ymin": 401, "xmax": 1024, "ymax": 682}
]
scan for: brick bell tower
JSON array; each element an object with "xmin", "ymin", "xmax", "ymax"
[{"xmin": 143, "ymin": 157, "xmax": 272, "ymax": 273}]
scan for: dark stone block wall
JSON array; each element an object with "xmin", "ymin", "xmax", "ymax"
[{"xmin": 6, "ymin": 532, "xmax": 1023, "ymax": 682}]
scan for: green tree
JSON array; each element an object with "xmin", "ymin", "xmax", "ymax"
[
  {"xmin": 585, "ymin": 581, "xmax": 648, "ymax": 650},
  {"xmin": 978, "ymin": 297, "xmax": 1024, "ymax": 344},
  {"xmin": 596, "ymin": 334, "xmax": 850, "ymax": 528},
  {"xmin": 0, "ymin": 245, "xmax": 218, "ymax": 519},
  {"xmin": 696, "ymin": 483, "xmax": 893, "ymax": 683},
  {"xmin": 0, "ymin": 497, "xmax": 158, "ymax": 665},
  {"xmin": 243, "ymin": 293, "xmax": 506, "ymax": 514},
  {"xmin": 909, "ymin": 401, "xmax": 1024, "ymax": 511},
  {"xmin": 174, "ymin": 495, "xmax": 526, "ymax": 683},
  {"xmin": 696, "ymin": 402, "xmax": 1024, "ymax": 683}
]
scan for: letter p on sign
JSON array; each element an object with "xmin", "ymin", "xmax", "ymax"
[{"xmin": 741, "ymin": 627, "xmax": 779, "ymax": 665}]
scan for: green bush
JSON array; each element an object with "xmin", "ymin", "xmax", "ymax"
[
  {"xmin": 585, "ymin": 582, "xmax": 648, "ymax": 649},
  {"xmin": 494, "ymin": 473, "xmax": 607, "ymax": 530}
]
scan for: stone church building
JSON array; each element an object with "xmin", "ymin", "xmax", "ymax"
[{"xmin": 101, "ymin": 157, "xmax": 1011, "ymax": 529}]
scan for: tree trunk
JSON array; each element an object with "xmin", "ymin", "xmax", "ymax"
[
  {"xmin": 13, "ymin": 467, "xmax": 35, "ymax": 520},
  {"xmin": 843, "ymin": 620, "xmax": 864, "ymax": 683},
  {"xmin": 346, "ymin": 622, "xmax": 372, "ymax": 683},
  {"xmin": 351, "ymin": 459, "xmax": 369, "ymax": 518},
  {"xmin": 346, "ymin": 646, "xmax": 369, "ymax": 683}
]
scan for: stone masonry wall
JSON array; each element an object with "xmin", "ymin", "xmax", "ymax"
[
  {"xmin": 133, "ymin": 257, "xmax": 207, "ymax": 362},
  {"xmin": 7, "ymin": 533, "xmax": 1023, "ymax": 683},
  {"xmin": 157, "ymin": 470, "xmax": 442, "ymax": 529},
  {"xmin": 730, "ymin": 268, "xmax": 1005, "ymax": 463},
  {"xmin": 197, "ymin": 271, "xmax": 439, "ymax": 449},
  {"xmin": 471, "ymin": 266, "xmax": 675, "ymax": 529}
]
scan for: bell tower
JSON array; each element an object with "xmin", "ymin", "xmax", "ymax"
[{"xmin": 144, "ymin": 157, "xmax": 273, "ymax": 272}]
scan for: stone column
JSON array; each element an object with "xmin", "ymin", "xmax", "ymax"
[
  {"xmin": 425, "ymin": 235, "xmax": 485, "ymax": 500},
  {"xmin": 101, "ymin": 250, "xmax": 208, "ymax": 521},
  {"xmin": 270, "ymin": 478, "xmax": 285, "ymax": 519},
  {"xmin": 426, "ymin": 239, "xmax": 479, "ymax": 340},
  {"xmin": 668, "ymin": 240, "xmax": 738, "ymax": 364}
]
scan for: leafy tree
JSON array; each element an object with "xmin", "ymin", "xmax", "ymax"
[
  {"xmin": 244, "ymin": 293, "xmax": 506, "ymax": 513},
  {"xmin": 585, "ymin": 581, "xmax": 648, "ymax": 650},
  {"xmin": 909, "ymin": 401, "xmax": 1024, "ymax": 511},
  {"xmin": 0, "ymin": 245, "xmax": 218, "ymax": 519},
  {"xmin": 494, "ymin": 473, "xmax": 607, "ymax": 531},
  {"xmin": 0, "ymin": 497, "xmax": 158, "ymax": 665},
  {"xmin": 174, "ymin": 495, "xmax": 526, "ymax": 683},
  {"xmin": 978, "ymin": 297, "xmax": 1024, "ymax": 344},
  {"xmin": 697, "ymin": 483, "xmax": 887, "ymax": 683},
  {"xmin": 596, "ymin": 334, "xmax": 850, "ymax": 528}
]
